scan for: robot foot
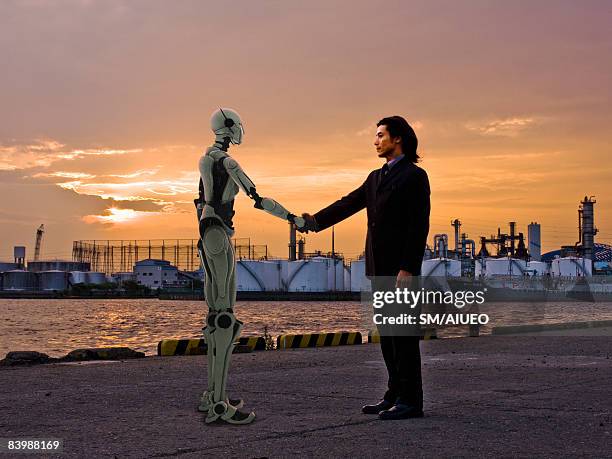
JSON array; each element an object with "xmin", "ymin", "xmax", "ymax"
[
  {"xmin": 198, "ymin": 392, "xmax": 244, "ymax": 412},
  {"xmin": 205, "ymin": 401, "xmax": 256, "ymax": 425}
]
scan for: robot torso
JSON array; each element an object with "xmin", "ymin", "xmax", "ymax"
[{"xmin": 197, "ymin": 147, "xmax": 240, "ymax": 236}]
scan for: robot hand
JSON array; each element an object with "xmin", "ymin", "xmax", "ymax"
[
  {"xmin": 298, "ymin": 213, "xmax": 319, "ymax": 233},
  {"xmin": 294, "ymin": 216, "xmax": 308, "ymax": 233}
]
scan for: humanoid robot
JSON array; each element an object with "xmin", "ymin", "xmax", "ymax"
[{"xmin": 195, "ymin": 108, "xmax": 313, "ymax": 424}]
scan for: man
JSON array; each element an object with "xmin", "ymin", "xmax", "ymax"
[{"xmin": 302, "ymin": 116, "xmax": 430, "ymax": 420}]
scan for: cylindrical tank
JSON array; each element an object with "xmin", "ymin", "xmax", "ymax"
[
  {"xmin": 350, "ymin": 259, "xmax": 367, "ymax": 292},
  {"xmin": 70, "ymin": 271, "xmax": 88, "ymax": 285},
  {"xmin": 2, "ymin": 270, "xmax": 37, "ymax": 290},
  {"xmin": 86, "ymin": 272, "xmax": 107, "ymax": 284},
  {"xmin": 284, "ymin": 259, "xmax": 328, "ymax": 292},
  {"xmin": 525, "ymin": 261, "xmax": 548, "ymax": 276},
  {"xmin": 528, "ymin": 222, "xmax": 541, "ymax": 261},
  {"xmin": 421, "ymin": 258, "xmax": 461, "ymax": 277},
  {"xmin": 343, "ymin": 265, "xmax": 351, "ymax": 292},
  {"xmin": 27, "ymin": 260, "xmax": 90, "ymax": 272},
  {"xmin": 551, "ymin": 257, "xmax": 592, "ymax": 277},
  {"xmin": 0, "ymin": 262, "xmax": 19, "ymax": 272},
  {"xmin": 475, "ymin": 258, "xmax": 485, "ymax": 277},
  {"xmin": 236, "ymin": 260, "xmax": 282, "ymax": 291},
  {"xmin": 311, "ymin": 257, "xmax": 345, "ymax": 291},
  {"xmin": 484, "ymin": 258, "xmax": 527, "ymax": 277},
  {"xmin": 38, "ymin": 270, "xmax": 69, "ymax": 291}
]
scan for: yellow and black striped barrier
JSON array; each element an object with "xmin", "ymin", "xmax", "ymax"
[
  {"xmin": 238, "ymin": 336, "xmax": 266, "ymax": 351},
  {"xmin": 367, "ymin": 329, "xmax": 438, "ymax": 343},
  {"xmin": 276, "ymin": 331, "xmax": 362, "ymax": 349},
  {"xmin": 157, "ymin": 336, "xmax": 266, "ymax": 356},
  {"xmin": 157, "ymin": 338, "xmax": 207, "ymax": 356}
]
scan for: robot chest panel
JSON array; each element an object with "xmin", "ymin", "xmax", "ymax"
[{"xmin": 211, "ymin": 161, "xmax": 237, "ymax": 201}]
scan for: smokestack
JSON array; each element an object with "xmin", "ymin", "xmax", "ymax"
[
  {"xmin": 451, "ymin": 219, "xmax": 461, "ymax": 256},
  {"xmin": 509, "ymin": 222, "xmax": 516, "ymax": 257},
  {"xmin": 288, "ymin": 222, "xmax": 297, "ymax": 261},
  {"xmin": 297, "ymin": 238, "xmax": 305, "ymax": 260},
  {"xmin": 580, "ymin": 196, "xmax": 597, "ymax": 260}
]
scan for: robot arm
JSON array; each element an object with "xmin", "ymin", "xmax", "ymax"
[{"xmin": 223, "ymin": 157, "xmax": 307, "ymax": 229}]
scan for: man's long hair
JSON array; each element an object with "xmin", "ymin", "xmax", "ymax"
[{"xmin": 377, "ymin": 116, "xmax": 420, "ymax": 163}]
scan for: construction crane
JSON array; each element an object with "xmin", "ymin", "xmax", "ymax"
[{"xmin": 34, "ymin": 224, "xmax": 44, "ymax": 261}]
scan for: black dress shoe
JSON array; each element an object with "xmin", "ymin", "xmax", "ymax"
[
  {"xmin": 379, "ymin": 403, "xmax": 424, "ymax": 420},
  {"xmin": 362, "ymin": 399, "xmax": 394, "ymax": 414}
]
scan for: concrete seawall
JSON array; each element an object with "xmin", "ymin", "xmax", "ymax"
[{"xmin": 0, "ymin": 336, "xmax": 610, "ymax": 457}]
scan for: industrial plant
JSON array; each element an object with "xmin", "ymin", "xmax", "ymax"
[{"xmin": 0, "ymin": 196, "xmax": 610, "ymax": 294}]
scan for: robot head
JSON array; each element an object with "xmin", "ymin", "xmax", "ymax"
[{"xmin": 210, "ymin": 108, "xmax": 244, "ymax": 145}]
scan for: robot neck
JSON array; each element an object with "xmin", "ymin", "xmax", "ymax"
[{"xmin": 213, "ymin": 136, "xmax": 231, "ymax": 151}]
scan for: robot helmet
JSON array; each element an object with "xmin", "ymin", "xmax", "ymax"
[{"xmin": 210, "ymin": 108, "xmax": 244, "ymax": 145}]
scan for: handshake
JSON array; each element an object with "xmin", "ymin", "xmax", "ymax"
[{"xmin": 291, "ymin": 213, "xmax": 319, "ymax": 234}]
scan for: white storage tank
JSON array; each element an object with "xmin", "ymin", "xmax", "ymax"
[
  {"xmin": 525, "ymin": 261, "xmax": 548, "ymax": 276},
  {"xmin": 70, "ymin": 271, "xmax": 88, "ymax": 285},
  {"xmin": 0, "ymin": 262, "xmax": 19, "ymax": 271},
  {"xmin": 311, "ymin": 257, "xmax": 345, "ymax": 291},
  {"xmin": 485, "ymin": 258, "xmax": 527, "ymax": 277},
  {"xmin": 283, "ymin": 259, "xmax": 328, "ymax": 292},
  {"xmin": 236, "ymin": 260, "xmax": 282, "ymax": 291},
  {"xmin": 39, "ymin": 270, "xmax": 69, "ymax": 291},
  {"xmin": 475, "ymin": 258, "xmax": 486, "ymax": 277},
  {"xmin": 551, "ymin": 257, "xmax": 592, "ymax": 277},
  {"xmin": 421, "ymin": 258, "xmax": 461, "ymax": 277},
  {"xmin": 343, "ymin": 265, "xmax": 351, "ymax": 292},
  {"xmin": 86, "ymin": 272, "xmax": 107, "ymax": 284},
  {"xmin": 3, "ymin": 270, "xmax": 37, "ymax": 290},
  {"xmin": 350, "ymin": 259, "xmax": 367, "ymax": 292}
]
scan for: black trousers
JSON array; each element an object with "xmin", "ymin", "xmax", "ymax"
[{"xmin": 379, "ymin": 334, "xmax": 423, "ymax": 408}]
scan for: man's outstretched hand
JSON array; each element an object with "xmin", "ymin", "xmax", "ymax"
[
  {"xmin": 396, "ymin": 270, "xmax": 413, "ymax": 289},
  {"xmin": 297, "ymin": 213, "xmax": 319, "ymax": 233}
]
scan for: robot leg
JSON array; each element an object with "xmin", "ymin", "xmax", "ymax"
[
  {"xmin": 198, "ymin": 322, "xmax": 245, "ymax": 413},
  {"xmin": 199, "ymin": 225, "xmax": 254, "ymax": 424},
  {"xmin": 197, "ymin": 242, "xmax": 244, "ymax": 413}
]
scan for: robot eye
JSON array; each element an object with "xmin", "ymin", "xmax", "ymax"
[{"xmin": 224, "ymin": 118, "xmax": 235, "ymax": 128}]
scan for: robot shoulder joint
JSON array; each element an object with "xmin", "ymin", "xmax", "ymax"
[{"xmin": 224, "ymin": 157, "xmax": 239, "ymax": 171}]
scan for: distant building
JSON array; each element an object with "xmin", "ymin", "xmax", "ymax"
[{"xmin": 134, "ymin": 259, "xmax": 178, "ymax": 289}]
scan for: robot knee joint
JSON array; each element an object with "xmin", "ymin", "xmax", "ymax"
[{"xmin": 206, "ymin": 311, "xmax": 235, "ymax": 329}]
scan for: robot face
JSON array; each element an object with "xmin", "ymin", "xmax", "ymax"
[{"xmin": 229, "ymin": 122, "xmax": 244, "ymax": 145}]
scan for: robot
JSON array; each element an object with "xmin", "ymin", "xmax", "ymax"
[{"xmin": 195, "ymin": 108, "xmax": 314, "ymax": 424}]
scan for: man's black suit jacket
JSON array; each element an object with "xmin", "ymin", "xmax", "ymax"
[{"xmin": 313, "ymin": 157, "xmax": 430, "ymax": 277}]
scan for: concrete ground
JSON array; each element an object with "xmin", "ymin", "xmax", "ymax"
[{"xmin": 1, "ymin": 336, "xmax": 611, "ymax": 458}]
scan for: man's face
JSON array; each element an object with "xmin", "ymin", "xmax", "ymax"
[{"xmin": 374, "ymin": 125, "xmax": 397, "ymax": 158}]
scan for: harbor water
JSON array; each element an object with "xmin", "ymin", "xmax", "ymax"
[{"xmin": 1, "ymin": 299, "xmax": 611, "ymax": 357}]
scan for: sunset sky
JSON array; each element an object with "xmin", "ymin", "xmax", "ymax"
[{"xmin": 1, "ymin": 0, "xmax": 611, "ymax": 262}]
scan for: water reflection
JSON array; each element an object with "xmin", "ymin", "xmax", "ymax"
[{"xmin": 0, "ymin": 299, "xmax": 610, "ymax": 357}]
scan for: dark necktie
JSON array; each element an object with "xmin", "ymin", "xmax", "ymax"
[{"xmin": 381, "ymin": 163, "xmax": 389, "ymax": 177}]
